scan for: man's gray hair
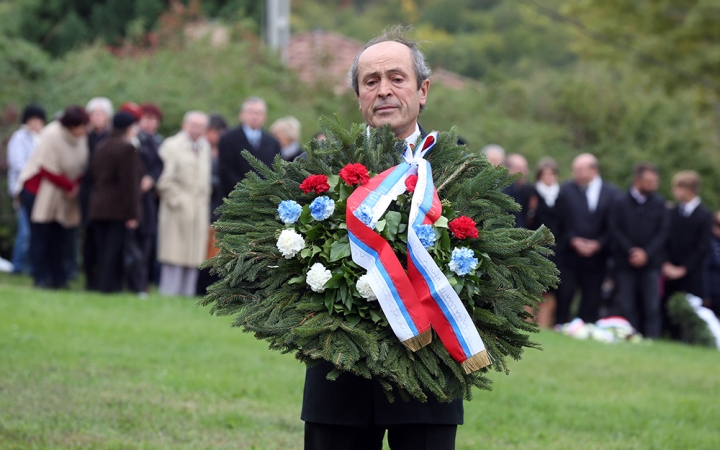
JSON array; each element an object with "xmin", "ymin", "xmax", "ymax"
[
  {"xmin": 349, "ymin": 24, "xmax": 432, "ymax": 96},
  {"xmin": 183, "ymin": 110, "xmax": 209, "ymax": 124},
  {"xmin": 241, "ymin": 96, "xmax": 267, "ymax": 112}
]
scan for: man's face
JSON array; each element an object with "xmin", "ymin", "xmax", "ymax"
[
  {"xmin": 139, "ymin": 114, "xmax": 159, "ymax": 135},
  {"xmin": 240, "ymin": 102, "xmax": 267, "ymax": 130},
  {"xmin": 635, "ymin": 170, "xmax": 659, "ymax": 195},
  {"xmin": 355, "ymin": 41, "xmax": 429, "ymax": 140},
  {"xmin": 184, "ymin": 115, "xmax": 207, "ymax": 142},
  {"xmin": 572, "ymin": 160, "xmax": 597, "ymax": 187},
  {"xmin": 672, "ymin": 185, "xmax": 694, "ymax": 203}
]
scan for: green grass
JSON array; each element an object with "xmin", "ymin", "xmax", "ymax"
[{"xmin": 1, "ymin": 275, "xmax": 719, "ymax": 449}]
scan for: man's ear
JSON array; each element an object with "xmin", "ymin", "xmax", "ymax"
[{"xmin": 418, "ymin": 79, "xmax": 430, "ymax": 109}]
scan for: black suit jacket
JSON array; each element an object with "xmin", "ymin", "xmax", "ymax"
[
  {"xmin": 609, "ymin": 190, "xmax": 670, "ymax": 270},
  {"xmin": 555, "ymin": 180, "xmax": 618, "ymax": 268},
  {"xmin": 664, "ymin": 203, "xmax": 712, "ymax": 296},
  {"xmin": 218, "ymin": 126, "xmax": 281, "ymax": 199},
  {"xmin": 301, "ymin": 124, "xmax": 463, "ymax": 426}
]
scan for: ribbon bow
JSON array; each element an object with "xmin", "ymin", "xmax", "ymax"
[{"xmin": 346, "ymin": 132, "xmax": 490, "ymax": 374}]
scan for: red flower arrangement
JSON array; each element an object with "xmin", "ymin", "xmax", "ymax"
[
  {"xmin": 339, "ymin": 163, "xmax": 370, "ymax": 186},
  {"xmin": 449, "ymin": 216, "xmax": 479, "ymax": 239},
  {"xmin": 299, "ymin": 174, "xmax": 330, "ymax": 194},
  {"xmin": 405, "ymin": 175, "xmax": 418, "ymax": 193}
]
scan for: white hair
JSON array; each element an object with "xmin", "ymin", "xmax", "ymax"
[
  {"xmin": 183, "ymin": 110, "xmax": 209, "ymax": 124},
  {"xmin": 85, "ymin": 97, "xmax": 114, "ymax": 117},
  {"xmin": 481, "ymin": 144, "xmax": 505, "ymax": 158},
  {"xmin": 269, "ymin": 116, "xmax": 301, "ymax": 143}
]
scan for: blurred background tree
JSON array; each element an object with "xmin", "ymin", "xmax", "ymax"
[{"xmin": 0, "ymin": 0, "xmax": 718, "ymax": 257}]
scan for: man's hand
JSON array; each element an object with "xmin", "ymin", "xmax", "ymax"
[
  {"xmin": 628, "ymin": 247, "xmax": 648, "ymax": 268},
  {"xmin": 662, "ymin": 262, "xmax": 687, "ymax": 280},
  {"xmin": 64, "ymin": 184, "xmax": 80, "ymax": 199},
  {"xmin": 140, "ymin": 175, "xmax": 154, "ymax": 193},
  {"xmin": 126, "ymin": 219, "xmax": 139, "ymax": 229},
  {"xmin": 571, "ymin": 237, "xmax": 601, "ymax": 257}
]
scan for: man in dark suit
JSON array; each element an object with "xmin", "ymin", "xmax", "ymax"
[
  {"xmin": 218, "ymin": 96, "xmax": 281, "ymax": 199},
  {"xmin": 662, "ymin": 170, "xmax": 713, "ymax": 333},
  {"xmin": 555, "ymin": 153, "xmax": 618, "ymax": 325},
  {"xmin": 302, "ymin": 26, "xmax": 460, "ymax": 450},
  {"xmin": 502, "ymin": 153, "xmax": 534, "ymax": 228},
  {"xmin": 610, "ymin": 163, "xmax": 670, "ymax": 338}
]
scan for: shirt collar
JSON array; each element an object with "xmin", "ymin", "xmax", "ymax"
[
  {"xmin": 683, "ymin": 196, "xmax": 701, "ymax": 215},
  {"xmin": 630, "ymin": 186, "xmax": 647, "ymax": 204},
  {"xmin": 404, "ymin": 123, "xmax": 422, "ymax": 148},
  {"xmin": 242, "ymin": 124, "xmax": 260, "ymax": 138},
  {"xmin": 365, "ymin": 123, "xmax": 421, "ymax": 149}
]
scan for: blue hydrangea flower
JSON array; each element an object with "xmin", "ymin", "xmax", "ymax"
[
  {"xmin": 353, "ymin": 204, "xmax": 375, "ymax": 228},
  {"xmin": 449, "ymin": 247, "xmax": 479, "ymax": 276},
  {"xmin": 414, "ymin": 224, "xmax": 436, "ymax": 249},
  {"xmin": 277, "ymin": 200, "xmax": 302, "ymax": 224},
  {"xmin": 309, "ymin": 196, "xmax": 336, "ymax": 221}
]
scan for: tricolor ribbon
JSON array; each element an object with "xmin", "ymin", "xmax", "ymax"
[{"xmin": 347, "ymin": 132, "xmax": 490, "ymax": 373}]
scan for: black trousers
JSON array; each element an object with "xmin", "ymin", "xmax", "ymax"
[
  {"xmin": 304, "ymin": 422, "xmax": 457, "ymax": 450},
  {"xmin": 615, "ymin": 268, "xmax": 661, "ymax": 338},
  {"xmin": 92, "ymin": 220, "xmax": 127, "ymax": 293},
  {"xmin": 83, "ymin": 222, "xmax": 99, "ymax": 291},
  {"xmin": 555, "ymin": 260, "xmax": 605, "ymax": 324},
  {"xmin": 30, "ymin": 222, "xmax": 75, "ymax": 288}
]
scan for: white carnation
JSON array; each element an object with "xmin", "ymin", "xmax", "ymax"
[
  {"xmin": 276, "ymin": 229, "xmax": 305, "ymax": 259},
  {"xmin": 306, "ymin": 263, "xmax": 332, "ymax": 293},
  {"xmin": 356, "ymin": 274, "xmax": 377, "ymax": 301}
]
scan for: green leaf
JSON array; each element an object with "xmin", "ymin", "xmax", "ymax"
[
  {"xmin": 329, "ymin": 240, "xmax": 351, "ymax": 262},
  {"xmin": 346, "ymin": 314, "xmax": 362, "ymax": 327},
  {"xmin": 383, "ymin": 211, "xmax": 401, "ymax": 240},
  {"xmin": 434, "ymin": 215, "xmax": 449, "ymax": 228},
  {"xmin": 288, "ymin": 275, "xmax": 305, "ymax": 285},
  {"xmin": 324, "ymin": 273, "xmax": 344, "ymax": 289},
  {"xmin": 375, "ymin": 219, "xmax": 386, "ymax": 232},
  {"xmin": 338, "ymin": 183, "xmax": 354, "ymax": 201},
  {"xmin": 305, "ymin": 225, "xmax": 323, "ymax": 241},
  {"xmin": 327, "ymin": 174, "xmax": 340, "ymax": 190},
  {"xmin": 299, "ymin": 205, "xmax": 312, "ymax": 224}
]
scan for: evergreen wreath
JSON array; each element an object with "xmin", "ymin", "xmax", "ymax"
[
  {"xmin": 666, "ymin": 292, "xmax": 716, "ymax": 348},
  {"xmin": 201, "ymin": 116, "xmax": 558, "ymax": 403}
]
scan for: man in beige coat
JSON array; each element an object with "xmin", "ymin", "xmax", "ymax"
[{"xmin": 156, "ymin": 111, "xmax": 211, "ymax": 296}]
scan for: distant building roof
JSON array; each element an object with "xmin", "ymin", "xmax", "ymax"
[{"xmin": 286, "ymin": 30, "xmax": 474, "ymax": 93}]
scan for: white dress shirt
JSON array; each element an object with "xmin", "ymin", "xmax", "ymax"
[{"xmin": 586, "ymin": 176, "xmax": 603, "ymax": 212}]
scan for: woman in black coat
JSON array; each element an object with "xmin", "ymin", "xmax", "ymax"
[
  {"xmin": 87, "ymin": 112, "xmax": 143, "ymax": 293},
  {"xmin": 525, "ymin": 157, "xmax": 561, "ymax": 328}
]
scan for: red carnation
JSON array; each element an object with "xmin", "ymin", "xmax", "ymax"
[
  {"xmin": 405, "ymin": 175, "xmax": 418, "ymax": 193},
  {"xmin": 339, "ymin": 163, "xmax": 370, "ymax": 186},
  {"xmin": 449, "ymin": 216, "xmax": 479, "ymax": 239},
  {"xmin": 299, "ymin": 174, "xmax": 330, "ymax": 194}
]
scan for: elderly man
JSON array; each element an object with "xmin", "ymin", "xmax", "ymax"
[
  {"xmin": 218, "ymin": 97, "xmax": 281, "ymax": 199},
  {"xmin": 555, "ymin": 153, "xmax": 618, "ymax": 325},
  {"xmin": 301, "ymin": 26, "xmax": 460, "ymax": 450},
  {"xmin": 156, "ymin": 111, "xmax": 211, "ymax": 297},
  {"xmin": 481, "ymin": 143, "xmax": 505, "ymax": 167}
]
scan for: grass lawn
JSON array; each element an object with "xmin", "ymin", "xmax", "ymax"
[{"xmin": 1, "ymin": 274, "xmax": 719, "ymax": 449}]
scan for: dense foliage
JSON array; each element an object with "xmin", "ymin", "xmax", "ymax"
[{"xmin": 201, "ymin": 119, "xmax": 557, "ymax": 402}]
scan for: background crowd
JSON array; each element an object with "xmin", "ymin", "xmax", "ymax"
[
  {"xmin": 5, "ymin": 98, "xmax": 720, "ymax": 340},
  {"xmin": 486, "ymin": 145, "xmax": 720, "ymax": 339},
  {"xmin": 5, "ymin": 97, "xmax": 304, "ymax": 299}
]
